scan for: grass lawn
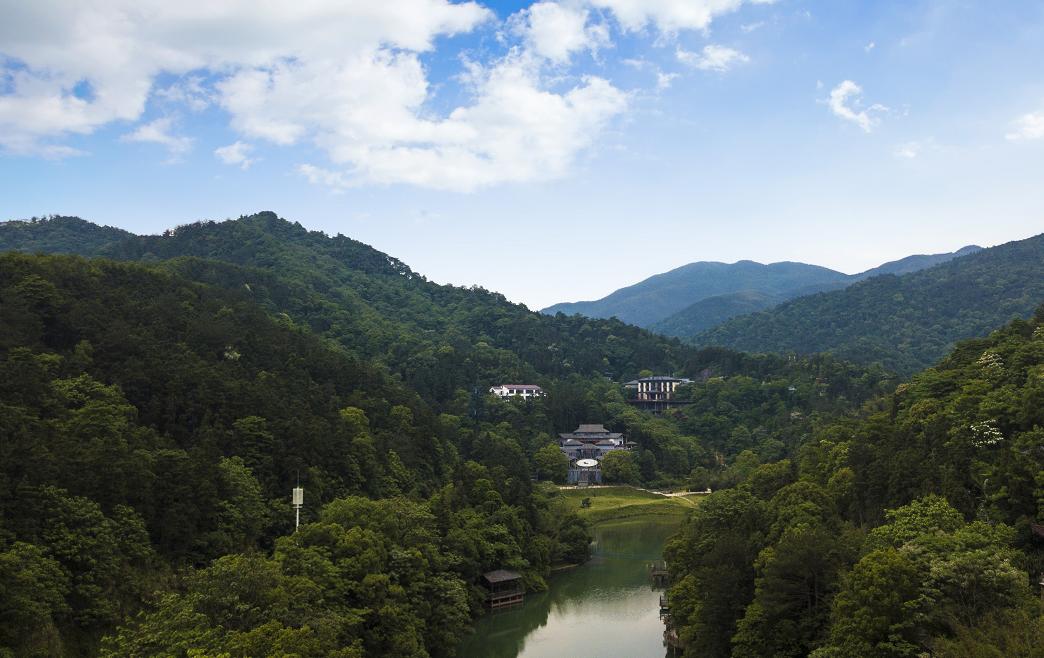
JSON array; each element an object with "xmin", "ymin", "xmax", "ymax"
[{"xmin": 556, "ymin": 486, "xmax": 704, "ymax": 525}]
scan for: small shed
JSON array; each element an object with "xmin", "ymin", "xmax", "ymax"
[{"xmin": 483, "ymin": 569, "xmax": 524, "ymax": 610}]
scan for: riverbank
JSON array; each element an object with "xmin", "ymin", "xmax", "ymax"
[
  {"xmin": 456, "ymin": 517, "xmax": 681, "ymax": 658},
  {"xmin": 557, "ymin": 485, "xmax": 704, "ymax": 525}
]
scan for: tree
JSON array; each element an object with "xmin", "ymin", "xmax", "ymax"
[
  {"xmin": 0, "ymin": 542, "xmax": 68, "ymax": 656},
  {"xmin": 666, "ymin": 489, "xmax": 766, "ymax": 658},
  {"xmin": 600, "ymin": 451, "xmax": 640, "ymax": 484},
  {"xmin": 813, "ymin": 548, "xmax": 922, "ymax": 658},
  {"xmin": 201, "ymin": 457, "xmax": 270, "ymax": 555},
  {"xmin": 816, "ymin": 496, "xmax": 1031, "ymax": 657},
  {"xmin": 533, "ymin": 444, "xmax": 568, "ymax": 483},
  {"xmin": 732, "ymin": 526, "xmax": 856, "ymax": 658}
]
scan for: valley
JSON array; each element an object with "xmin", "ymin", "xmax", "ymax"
[
  {"xmin": 3, "ymin": 4, "xmax": 1042, "ymax": 656},
  {"xmin": 0, "ymin": 213, "xmax": 1040, "ymax": 658}
]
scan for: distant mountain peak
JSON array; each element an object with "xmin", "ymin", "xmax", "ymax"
[
  {"xmin": 694, "ymin": 233, "xmax": 1044, "ymax": 375},
  {"xmin": 542, "ymin": 259, "xmax": 852, "ymax": 327},
  {"xmin": 854, "ymin": 245, "xmax": 984, "ymax": 279},
  {"xmin": 542, "ymin": 244, "xmax": 988, "ymax": 332}
]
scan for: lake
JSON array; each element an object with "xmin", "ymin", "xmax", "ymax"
[{"xmin": 456, "ymin": 518, "xmax": 680, "ymax": 658}]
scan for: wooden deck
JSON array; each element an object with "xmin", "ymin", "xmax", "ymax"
[
  {"xmin": 650, "ymin": 561, "xmax": 669, "ymax": 587},
  {"xmin": 488, "ymin": 588, "xmax": 525, "ymax": 610}
]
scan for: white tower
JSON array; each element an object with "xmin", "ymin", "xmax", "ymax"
[{"xmin": 292, "ymin": 486, "xmax": 304, "ymax": 530}]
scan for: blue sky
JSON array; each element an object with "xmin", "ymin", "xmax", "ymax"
[{"xmin": 1, "ymin": 0, "xmax": 1043, "ymax": 309}]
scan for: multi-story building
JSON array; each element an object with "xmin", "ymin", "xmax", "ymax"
[
  {"xmin": 624, "ymin": 375, "xmax": 693, "ymax": 412},
  {"xmin": 489, "ymin": 384, "xmax": 545, "ymax": 400},
  {"xmin": 557, "ymin": 423, "xmax": 630, "ymax": 484}
]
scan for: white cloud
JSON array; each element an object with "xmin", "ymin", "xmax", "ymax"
[
  {"xmin": 865, "ymin": 41, "xmax": 876, "ymax": 52},
  {"xmin": 312, "ymin": 52, "xmax": 628, "ymax": 191},
  {"xmin": 827, "ymin": 80, "xmax": 887, "ymax": 132},
  {"xmin": 297, "ymin": 163, "xmax": 351, "ymax": 190},
  {"xmin": 1005, "ymin": 111, "xmax": 1044, "ymax": 141},
  {"xmin": 0, "ymin": 0, "xmax": 766, "ymax": 189},
  {"xmin": 0, "ymin": 0, "xmax": 491, "ymax": 160},
  {"xmin": 214, "ymin": 140, "xmax": 255, "ymax": 169},
  {"xmin": 741, "ymin": 21, "xmax": 765, "ymax": 33},
  {"xmin": 155, "ymin": 76, "xmax": 212, "ymax": 112},
  {"xmin": 514, "ymin": 2, "xmax": 608, "ymax": 63},
  {"xmin": 121, "ymin": 117, "xmax": 193, "ymax": 159},
  {"xmin": 893, "ymin": 141, "xmax": 922, "ymax": 159},
  {"xmin": 677, "ymin": 45, "xmax": 750, "ymax": 72},
  {"xmin": 590, "ymin": 0, "xmax": 775, "ymax": 33},
  {"xmin": 656, "ymin": 71, "xmax": 679, "ymax": 90}
]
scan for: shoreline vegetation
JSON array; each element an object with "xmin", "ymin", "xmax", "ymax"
[{"xmin": 3, "ymin": 215, "xmax": 1039, "ymax": 658}]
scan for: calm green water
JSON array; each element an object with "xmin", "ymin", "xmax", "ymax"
[{"xmin": 456, "ymin": 518, "xmax": 679, "ymax": 658}]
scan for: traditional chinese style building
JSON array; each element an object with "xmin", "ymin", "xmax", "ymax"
[
  {"xmin": 482, "ymin": 569, "xmax": 524, "ymax": 609},
  {"xmin": 558, "ymin": 423, "xmax": 630, "ymax": 484}
]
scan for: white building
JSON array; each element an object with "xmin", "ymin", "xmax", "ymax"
[
  {"xmin": 624, "ymin": 375, "xmax": 693, "ymax": 412},
  {"xmin": 490, "ymin": 384, "xmax": 545, "ymax": 400}
]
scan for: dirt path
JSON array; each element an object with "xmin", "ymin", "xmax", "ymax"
[{"xmin": 557, "ymin": 484, "xmax": 710, "ymax": 506}]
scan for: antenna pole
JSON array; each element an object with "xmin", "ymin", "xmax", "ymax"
[{"xmin": 292, "ymin": 481, "xmax": 304, "ymax": 532}]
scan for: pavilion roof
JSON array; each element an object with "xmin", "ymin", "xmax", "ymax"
[{"xmin": 483, "ymin": 569, "xmax": 522, "ymax": 584}]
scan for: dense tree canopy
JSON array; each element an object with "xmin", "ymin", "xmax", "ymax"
[
  {"xmin": 0, "ymin": 253, "xmax": 590, "ymax": 656},
  {"xmin": 3, "ymin": 214, "xmax": 1040, "ymax": 657},
  {"xmin": 667, "ymin": 308, "xmax": 1044, "ymax": 657},
  {"xmin": 696, "ymin": 233, "xmax": 1044, "ymax": 375}
]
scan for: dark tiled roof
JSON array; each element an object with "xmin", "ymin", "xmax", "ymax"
[
  {"xmin": 559, "ymin": 423, "xmax": 625, "ymax": 442},
  {"xmin": 483, "ymin": 569, "xmax": 522, "ymax": 583},
  {"xmin": 576, "ymin": 423, "xmax": 608, "ymax": 433}
]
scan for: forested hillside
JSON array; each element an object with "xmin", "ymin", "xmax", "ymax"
[
  {"xmin": 0, "ymin": 218, "xmax": 897, "ymax": 656},
  {"xmin": 0, "ymin": 214, "xmax": 696, "ymax": 405},
  {"xmin": 857, "ymin": 244, "xmax": 981, "ymax": 277},
  {"xmin": 650, "ymin": 290, "xmax": 783, "ymax": 337},
  {"xmin": 3, "ymin": 213, "xmax": 1030, "ymax": 658},
  {"xmin": 651, "ymin": 246, "xmax": 982, "ymax": 339},
  {"xmin": 695, "ymin": 233, "xmax": 1044, "ymax": 374},
  {"xmin": 0, "ymin": 216, "xmax": 133, "ymax": 256},
  {"xmin": 543, "ymin": 246, "xmax": 980, "ymax": 333},
  {"xmin": 0, "ymin": 253, "xmax": 597, "ymax": 656},
  {"xmin": 542, "ymin": 260, "xmax": 849, "ymax": 327},
  {"xmin": 667, "ymin": 309, "xmax": 1044, "ymax": 657}
]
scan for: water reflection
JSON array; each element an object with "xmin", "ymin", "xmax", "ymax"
[{"xmin": 456, "ymin": 519, "xmax": 679, "ymax": 658}]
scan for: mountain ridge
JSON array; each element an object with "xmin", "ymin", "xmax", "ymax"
[
  {"xmin": 694, "ymin": 232, "xmax": 1044, "ymax": 374},
  {"xmin": 542, "ymin": 259, "xmax": 851, "ymax": 326},
  {"xmin": 0, "ymin": 212, "xmax": 700, "ymax": 404},
  {"xmin": 542, "ymin": 245, "xmax": 982, "ymax": 333}
]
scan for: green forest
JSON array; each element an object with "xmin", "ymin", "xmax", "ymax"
[
  {"xmin": 668, "ymin": 309, "xmax": 1044, "ymax": 657},
  {"xmin": 1, "ymin": 214, "xmax": 1042, "ymax": 657},
  {"xmin": 694, "ymin": 232, "xmax": 1044, "ymax": 375}
]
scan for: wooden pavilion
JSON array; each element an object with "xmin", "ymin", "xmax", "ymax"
[{"xmin": 482, "ymin": 569, "xmax": 524, "ymax": 610}]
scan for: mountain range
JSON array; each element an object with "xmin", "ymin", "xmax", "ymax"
[
  {"xmin": 2, "ymin": 211, "xmax": 1041, "ymax": 656},
  {"xmin": 695, "ymin": 232, "xmax": 1044, "ymax": 374},
  {"xmin": 0, "ymin": 213, "xmax": 695, "ymax": 404},
  {"xmin": 542, "ymin": 246, "xmax": 982, "ymax": 334},
  {"xmin": 4, "ymin": 215, "xmax": 1041, "ymax": 379}
]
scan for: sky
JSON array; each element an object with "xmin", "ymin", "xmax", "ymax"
[{"xmin": 1, "ymin": 0, "xmax": 1043, "ymax": 310}]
